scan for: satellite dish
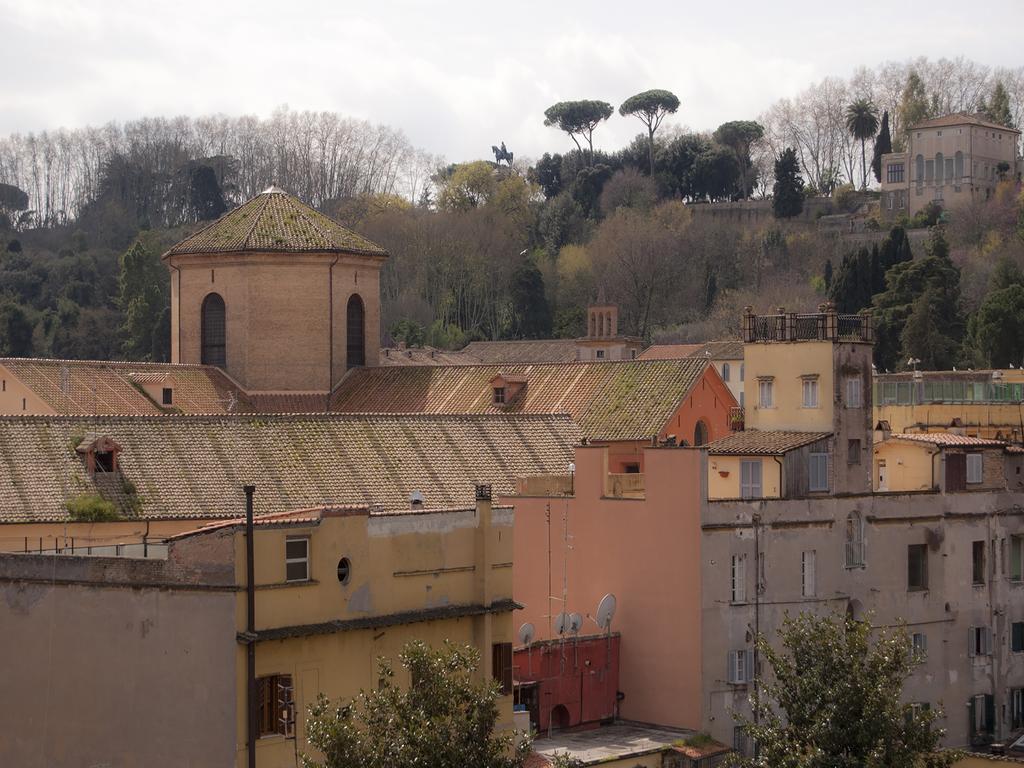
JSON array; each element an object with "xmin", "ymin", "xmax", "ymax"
[
  {"xmin": 554, "ymin": 611, "xmax": 571, "ymax": 635},
  {"xmin": 569, "ymin": 612, "xmax": 583, "ymax": 634},
  {"xmin": 518, "ymin": 622, "xmax": 535, "ymax": 646},
  {"xmin": 596, "ymin": 593, "xmax": 617, "ymax": 630}
]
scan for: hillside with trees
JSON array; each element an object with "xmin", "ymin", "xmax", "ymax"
[{"xmin": 1, "ymin": 57, "xmax": 1023, "ymax": 372}]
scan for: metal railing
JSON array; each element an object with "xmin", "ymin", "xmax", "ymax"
[{"xmin": 742, "ymin": 308, "xmax": 873, "ymax": 344}]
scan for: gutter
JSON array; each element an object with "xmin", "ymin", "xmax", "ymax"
[{"xmin": 327, "ymin": 254, "xmax": 340, "ymax": 411}]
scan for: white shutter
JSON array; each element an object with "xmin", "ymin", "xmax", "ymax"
[
  {"xmin": 732, "ymin": 555, "xmax": 747, "ymax": 603},
  {"xmin": 984, "ymin": 627, "xmax": 993, "ymax": 655},
  {"xmin": 802, "ymin": 551, "xmax": 816, "ymax": 597},
  {"xmin": 745, "ymin": 649, "xmax": 754, "ymax": 682}
]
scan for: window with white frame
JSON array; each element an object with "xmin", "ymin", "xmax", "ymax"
[
  {"xmin": 758, "ymin": 379, "xmax": 774, "ymax": 408},
  {"xmin": 809, "ymin": 452, "xmax": 828, "ymax": 492},
  {"xmin": 966, "ymin": 453, "xmax": 983, "ymax": 484},
  {"xmin": 968, "ymin": 625, "xmax": 992, "ymax": 657},
  {"xmin": 731, "ymin": 554, "xmax": 747, "ymax": 603},
  {"xmin": 846, "ymin": 376, "xmax": 862, "ymax": 408},
  {"xmin": 740, "ymin": 459, "xmax": 762, "ymax": 499},
  {"xmin": 801, "ymin": 550, "xmax": 816, "ymax": 597},
  {"xmin": 722, "ymin": 362, "xmax": 731, "ymax": 381},
  {"xmin": 727, "ymin": 649, "xmax": 753, "ymax": 684},
  {"xmin": 802, "ymin": 378, "xmax": 819, "ymax": 408},
  {"xmin": 285, "ymin": 537, "xmax": 310, "ymax": 582}
]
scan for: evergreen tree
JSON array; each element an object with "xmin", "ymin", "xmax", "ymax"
[
  {"xmin": 772, "ymin": 148, "xmax": 804, "ymax": 219},
  {"xmin": 877, "ymin": 224, "xmax": 913, "ymax": 274},
  {"xmin": 871, "ymin": 110, "xmax": 892, "ymax": 183},
  {"xmin": 0, "ymin": 300, "xmax": 33, "ymax": 356},
  {"xmin": 823, "ymin": 258, "xmax": 833, "ymax": 291},
  {"xmin": 510, "ymin": 253, "xmax": 552, "ymax": 338},
  {"xmin": 898, "ymin": 71, "xmax": 930, "ymax": 148},
  {"xmin": 118, "ymin": 239, "xmax": 170, "ymax": 361},
  {"xmin": 990, "ymin": 255, "xmax": 1024, "ymax": 291},
  {"xmin": 966, "ymin": 285, "xmax": 1024, "ymax": 368},
  {"xmin": 984, "ymin": 81, "xmax": 1015, "ymax": 128}
]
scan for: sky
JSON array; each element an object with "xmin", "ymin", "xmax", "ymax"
[{"xmin": 2, "ymin": 0, "xmax": 1023, "ymax": 164}]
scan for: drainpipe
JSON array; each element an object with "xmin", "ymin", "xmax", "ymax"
[
  {"xmin": 169, "ymin": 262, "xmax": 182, "ymax": 362},
  {"xmin": 327, "ymin": 255, "xmax": 340, "ymax": 411},
  {"xmin": 244, "ymin": 485, "xmax": 257, "ymax": 768},
  {"xmin": 753, "ymin": 511, "xmax": 762, "ymax": 759}
]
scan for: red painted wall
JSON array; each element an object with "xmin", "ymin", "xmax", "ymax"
[{"xmin": 513, "ymin": 634, "xmax": 621, "ymax": 734}]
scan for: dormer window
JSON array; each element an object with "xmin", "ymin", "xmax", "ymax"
[
  {"xmin": 162, "ymin": 387, "xmax": 173, "ymax": 405},
  {"xmin": 489, "ymin": 374, "xmax": 527, "ymax": 406},
  {"xmin": 76, "ymin": 434, "xmax": 122, "ymax": 475},
  {"xmin": 493, "ymin": 387, "xmax": 506, "ymax": 405}
]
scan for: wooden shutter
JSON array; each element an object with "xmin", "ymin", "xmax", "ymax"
[
  {"xmin": 946, "ymin": 453, "xmax": 966, "ymax": 491},
  {"xmin": 492, "ymin": 643, "xmax": 512, "ymax": 695}
]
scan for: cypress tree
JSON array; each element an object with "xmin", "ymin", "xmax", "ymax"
[
  {"xmin": 871, "ymin": 111, "xmax": 892, "ymax": 183},
  {"xmin": 772, "ymin": 148, "xmax": 804, "ymax": 219}
]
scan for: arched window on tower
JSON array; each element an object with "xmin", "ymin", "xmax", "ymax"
[
  {"xmin": 347, "ymin": 294, "xmax": 366, "ymax": 368},
  {"xmin": 201, "ymin": 293, "xmax": 226, "ymax": 367}
]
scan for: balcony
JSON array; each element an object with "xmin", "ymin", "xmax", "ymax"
[{"xmin": 742, "ymin": 306, "xmax": 873, "ymax": 344}]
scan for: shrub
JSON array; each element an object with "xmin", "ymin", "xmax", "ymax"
[{"xmin": 66, "ymin": 493, "xmax": 120, "ymax": 522}]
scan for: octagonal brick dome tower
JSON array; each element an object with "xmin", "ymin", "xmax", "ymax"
[{"xmin": 162, "ymin": 186, "xmax": 388, "ymax": 394}]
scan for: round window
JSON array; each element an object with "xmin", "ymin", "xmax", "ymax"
[{"xmin": 337, "ymin": 557, "xmax": 351, "ymax": 585}]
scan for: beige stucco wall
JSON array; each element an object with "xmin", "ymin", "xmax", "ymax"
[
  {"xmin": 873, "ymin": 440, "xmax": 937, "ymax": 492},
  {"xmin": 743, "ymin": 341, "xmax": 834, "ymax": 432},
  {"xmin": 707, "ymin": 455, "xmax": 781, "ymax": 500},
  {"xmin": 0, "ymin": 363, "xmax": 53, "ymax": 414},
  {"xmin": 169, "ymin": 251, "xmax": 382, "ymax": 392}
]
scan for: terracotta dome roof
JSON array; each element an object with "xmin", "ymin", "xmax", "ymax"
[{"xmin": 162, "ymin": 187, "xmax": 388, "ymax": 258}]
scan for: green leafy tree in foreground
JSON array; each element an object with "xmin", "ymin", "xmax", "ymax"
[
  {"xmin": 619, "ymin": 89, "xmax": 680, "ymax": 176},
  {"xmin": 303, "ymin": 641, "xmax": 529, "ymax": 768},
  {"xmin": 732, "ymin": 611, "xmax": 958, "ymax": 768},
  {"xmin": 772, "ymin": 148, "xmax": 804, "ymax": 219}
]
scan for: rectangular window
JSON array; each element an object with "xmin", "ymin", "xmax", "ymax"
[
  {"xmin": 492, "ymin": 642, "xmax": 513, "ymax": 695},
  {"xmin": 802, "ymin": 378, "xmax": 819, "ymax": 408},
  {"xmin": 968, "ymin": 626, "xmax": 992, "ymax": 656},
  {"xmin": 161, "ymin": 387, "xmax": 173, "ymax": 405},
  {"xmin": 912, "ymin": 632, "xmax": 928, "ymax": 657},
  {"xmin": 1011, "ymin": 535, "xmax": 1023, "ymax": 582},
  {"xmin": 846, "ymin": 377, "xmax": 863, "ymax": 408},
  {"xmin": 848, "ymin": 439, "xmax": 861, "ymax": 465},
  {"xmin": 257, "ymin": 674, "xmax": 294, "ymax": 737},
  {"xmin": 973, "ymin": 540, "xmax": 986, "ymax": 585},
  {"xmin": 970, "ymin": 693, "xmax": 994, "ymax": 740},
  {"xmin": 801, "ymin": 550, "xmax": 816, "ymax": 597},
  {"xmin": 596, "ymin": 350, "xmax": 605, "ymax": 359},
  {"xmin": 740, "ymin": 460, "xmax": 762, "ymax": 499},
  {"xmin": 907, "ymin": 544, "xmax": 928, "ymax": 590},
  {"xmin": 733, "ymin": 725, "xmax": 749, "ymax": 756},
  {"xmin": 966, "ymin": 454, "xmax": 983, "ymax": 484},
  {"xmin": 727, "ymin": 649, "xmax": 753, "ymax": 684},
  {"xmin": 758, "ymin": 379, "xmax": 773, "ymax": 408},
  {"xmin": 731, "ymin": 554, "xmax": 747, "ymax": 603},
  {"xmin": 886, "ymin": 163, "xmax": 905, "ymax": 183},
  {"xmin": 1012, "ymin": 622, "xmax": 1024, "ymax": 653},
  {"xmin": 1013, "ymin": 689, "xmax": 1024, "ymax": 730},
  {"xmin": 808, "ymin": 452, "xmax": 828, "ymax": 492},
  {"xmin": 285, "ymin": 537, "xmax": 310, "ymax": 582},
  {"xmin": 493, "ymin": 387, "xmax": 505, "ymax": 404}
]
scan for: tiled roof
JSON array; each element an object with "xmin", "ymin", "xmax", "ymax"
[
  {"xmin": 707, "ymin": 430, "xmax": 832, "ymax": 455},
  {"xmin": 910, "ymin": 112, "xmax": 1021, "ymax": 133},
  {"xmin": 247, "ymin": 393, "xmax": 329, "ymax": 413},
  {"xmin": 0, "ymin": 413, "xmax": 580, "ymax": 523},
  {"xmin": 0, "ymin": 358, "xmax": 253, "ymax": 415},
  {"xmin": 638, "ymin": 344, "xmax": 703, "ymax": 360},
  {"xmin": 162, "ymin": 187, "xmax": 387, "ymax": 258},
  {"xmin": 379, "ymin": 347, "xmax": 479, "ymax": 366},
  {"xmin": 693, "ymin": 340, "xmax": 744, "ymax": 360},
  {"xmin": 639, "ymin": 340, "xmax": 744, "ymax": 361},
  {"xmin": 460, "ymin": 339, "xmax": 581, "ymax": 364},
  {"xmin": 331, "ymin": 359, "xmax": 714, "ymax": 442},
  {"xmin": 891, "ymin": 432, "xmax": 1008, "ymax": 448}
]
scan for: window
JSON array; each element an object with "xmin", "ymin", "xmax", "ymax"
[
  {"xmin": 693, "ymin": 420, "xmax": 708, "ymax": 447},
  {"xmin": 336, "ymin": 557, "xmax": 351, "ymax": 584},
  {"xmin": 492, "ymin": 642, "xmax": 513, "ymax": 695},
  {"xmin": 801, "ymin": 550, "xmax": 816, "ymax": 597},
  {"xmin": 623, "ymin": 463, "xmax": 640, "ymax": 474},
  {"xmin": 257, "ymin": 674, "xmax": 294, "ymax": 737},
  {"xmin": 731, "ymin": 554, "xmax": 747, "ymax": 603},
  {"xmin": 285, "ymin": 537, "xmax": 310, "ymax": 582},
  {"xmin": 845, "ymin": 376, "xmax": 862, "ymax": 408},
  {"xmin": 721, "ymin": 362, "xmax": 731, "ymax": 381},
  {"xmin": 801, "ymin": 378, "xmax": 819, "ymax": 408},
  {"xmin": 161, "ymin": 387, "xmax": 173, "ymax": 405},
  {"xmin": 969, "ymin": 693, "xmax": 995, "ymax": 742},
  {"xmin": 915, "ymin": 154, "xmax": 924, "ymax": 182},
  {"xmin": 944, "ymin": 157, "xmax": 954, "ymax": 180},
  {"xmin": 845, "ymin": 512, "xmax": 865, "ymax": 567},
  {"xmin": 908, "ymin": 544, "xmax": 928, "ymax": 590},
  {"xmin": 94, "ymin": 451, "xmax": 115, "ymax": 473},
  {"xmin": 739, "ymin": 363, "xmax": 745, "ymax": 382},
  {"xmin": 925, "ymin": 159, "xmax": 934, "ymax": 182},
  {"xmin": 740, "ymin": 460, "xmax": 762, "ymax": 499},
  {"xmin": 955, "ymin": 151, "xmax": 964, "ymax": 178},
  {"xmin": 733, "ymin": 725, "xmax": 749, "ymax": 756},
  {"xmin": 346, "ymin": 294, "xmax": 366, "ymax": 368},
  {"xmin": 966, "ymin": 453, "xmax": 983, "ymax": 484},
  {"xmin": 887, "ymin": 192, "xmax": 894, "ymax": 210},
  {"xmin": 1013, "ymin": 689, "xmax": 1024, "ymax": 730},
  {"xmin": 492, "ymin": 387, "xmax": 505, "ymax": 405},
  {"xmin": 758, "ymin": 379, "xmax": 773, "ymax": 408},
  {"xmin": 1012, "ymin": 622, "xmax": 1024, "ymax": 653},
  {"xmin": 912, "ymin": 632, "xmax": 928, "ymax": 657},
  {"xmin": 935, "ymin": 152, "xmax": 944, "ymax": 181},
  {"xmin": 848, "ymin": 439, "xmax": 861, "ymax": 465},
  {"xmin": 200, "ymin": 292, "xmax": 226, "ymax": 367},
  {"xmin": 809, "ymin": 452, "xmax": 828, "ymax": 492},
  {"xmin": 968, "ymin": 626, "xmax": 992, "ymax": 656},
  {"xmin": 886, "ymin": 162, "xmax": 905, "ymax": 183},
  {"xmin": 596, "ymin": 349, "xmax": 605, "ymax": 359},
  {"xmin": 907, "ymin": 702, "xmax": 931, "ymax": 726},
  {"xmin": 727, "ymin": 649, "xmax": 753, "ymax": 684},
  {"xmin": 973, "ymin": 540, "xmax": 986, "ymax": 585},
  {"xmin": 1011, "ymin": 535, "xmax": 1023, "ymax": 581}
]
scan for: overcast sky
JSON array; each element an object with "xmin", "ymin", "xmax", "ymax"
[{"xmin": 2, "ymin": 0, "xmax": 1022, "ymax": 163}]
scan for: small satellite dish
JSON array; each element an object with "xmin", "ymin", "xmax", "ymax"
[
  {"xmin": 569, "ymin": 612, "xmax": 583, "ymax": 634},
  {"xmin": 518, "ymin": 622, "xmax": 535, "ymax": 646},
  {"xmin": 596, "ymin": 593, "xmax": 617, "ymax": 630},
  {"xmin": 554, "ymin": 611, "xmax": 571, "ymax": 635}
]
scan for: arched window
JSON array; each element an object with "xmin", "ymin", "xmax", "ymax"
[
  {"xmin": 721, "ymin": 362, "xmax": 731, "ymax": 382},
  {"xmin": 845, "ymin": 511, "xmax": 865, "ymax": 567},
  {"xmin": 915, "ymin": 154, "xmax": 924, "ymax": 182},
  {"xmin": 935, "ymin": 152, "xmax": 944, "ymax": 182},
  {"xmin": 694, "ymin": 420, "xmax": 708, "ymax": 447},
  {"xmin": 590, "ymin": 313, "xmax": 596, "ymax": 337},
  {"xmin": 346, "ymin": 294, "xmax": 366, "ymax": 368},
  {"xmin": 201, "ymin": 293, "xmax": 226, "ymax": 367},
  {"xmin": 955, "ymin": 151, "xmax": 964, "ymax": 179},
  {"xmin": 605, "ymin": 314, "xmax": 612, "ymax": 336}
]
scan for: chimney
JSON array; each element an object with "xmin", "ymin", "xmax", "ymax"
[{"xmin": 474, "ymin": 485, "xmax": 493, "ymax": 606}]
